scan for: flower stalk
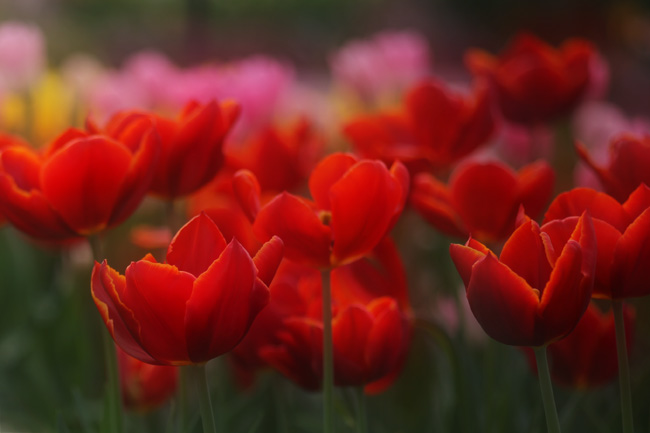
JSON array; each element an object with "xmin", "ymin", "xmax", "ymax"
[
  {"xmin": 534, "ymin": 346, "xmax": 561, "ymax": 433},
  {"xmin": 188, "ymin": 363, "xmax": 217, "ymax": 433},
  {"xmin": 322, "ymin": 270, "xmax": 334, "ymax": 433},
  {"xmin": 613, "ymin": 299, "xmax": 634, "ymax": 433}
]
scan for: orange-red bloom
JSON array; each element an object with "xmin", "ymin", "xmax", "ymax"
[
  {"xmin": 91, "ymin": 212, "xmax": 283, "ymax": 365},
  {"xmin": 410, "ymin": 160, "xmax": 554, "ymax": 242},
  {"xmin": 90, "ymin": 100, "xmax": 239, "ymax": 199},
  {"xmin": 576, "ymin": 134, "xmax": 650, "ymax": 202},
  {"xmin": 450, "ymin": 212, "xmax": 596, "ymax": 346},
  {"xmin": 250, "ymin": 153, "xmax": 409, "ymax": 268},
  {"xmin": 544, "ymin": 185, "xmax": 650, "ymax": 299},
  {"xmin": 117, "ymin": 346, "xmax": 178, "ymax": 412},
  {"xmin": 525, "ymin": 303, "xmax": 635, "ymax": 389},
  {"xmin": 466, "ymin": 33, "xmax": 598, "ymax": 125},
  {"xmin": 225, "ymin": 117, "xmax": 324, "ymax": 193},
  {"xmin": 0, "ymin": 127, "xmax": 157, "ymax": 241},
  {"xmin": 343, "ymin": 78, "xmax": 495, "ymax": 174},
  {"xmin": 247, "ymin": 238, "xmax": 412, "ymax": 393}
]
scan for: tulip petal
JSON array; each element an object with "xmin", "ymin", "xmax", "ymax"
[
  {"xmin": 124, "ymin": 260, "xmax": 195, "ymax": 365},
  {"xmin": 364, "ymin": 298, "xmax": 408, "ymax": 383},
  {"xmin": 259, "ymin": 318, "xmax": 323, "ymax": 390},
  {"xmin": 0, "ymin": 148, "xmax": 76, "ymax": 240},
  {"xmin": 450, "ymin": 162, "xmax": 519, "ymax": 240},
  {"xmin": 91, "ymin": 261, "xmax": 159, "ymax": 364},
  {"xmin": 232, "ymin": 169, "xmax": 261, "ymax": 223},
  {"xmin": 623, "ymin": 183, "xmax": 650, "ymax": 221},
  {"xmin": 537, "ymin": 239, "xmax": 590, "ymax": 344},
  {"xmin": 185, "ymin": 239, "xmax": 268, "ymax": 363},
  {"xmin": 253, "ymin": 235, "xmax": 284, "ymax": 286},
  {"xmin": 612, "ymin": 207, "xmax": 650, "ymax": 298},
  {"xmin": 465, "ymin": 252, "xmax": 539, "ymax": 346},
  {"xmin": 108, "ymin": 126, "xmax": 159, "ymax": 226},
  {"xmin": 41, "ymin": 136, "xmax": 132, "ymax": 234},
  {"xmin": 543, "ymin": 187, "xmax": 629, "ymax": 232},
  {"xmin": 499, "ymin": 219, "xmax": 552, "ymax": 292},
  {"xmin": 516, "ymin": 160, "xmax": 555, "ymax": 219},
  {"xmin": 406, "ymin": 80, "xmax": 464, "ymax": 159},
  {"xmin": 166, "ymin": 212, "xmax": 227, "ymax": 277},
  {"xmin": 332, "ymin": 304, "xmax": 373, "ymax": 385},
  {"xmin": 308, "ymin": 153, "xmax": 358, "ymax": 211},
  {"xmin": 449, "ymin": 241, "xmax": 489, "ymax": 288},
  {"xmin": 410, "ymin": 172, "xmax": 466, "ymax": 238},
  {"xmin": 253, "ymin": 192, "xmax": 331, "ymax": 268},
  {"xmin": 330, "ymin": 160, "xmax": 402, "ymax": 265}
]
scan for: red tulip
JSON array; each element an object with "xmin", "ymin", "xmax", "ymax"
[
  {"xmin": 91, "ymin": 212, "xmax": 283, "ymax": 365},
  {"xmin": 250, "ymin": 153, "xmax": 409, "ymax": 268},
  {"xmin": 411, "ymin": 160, "xmax": 554, "ymax": 242},
  {"xmin": 576, "ymin": 134, "xmax": 650, "ymax": 202},
  {"xmin": 187, "ymin": 170, "xmax": 264, "ymax": 256},
  {"xmin": 450, "ymin": 212, "xmax": 596, "ymax": 346},
  {"xmin": 0, "ymin": 127, "xmax": 157, "ymax": 241},
  {"xmin": 524, "ymin": 303, "xmax": 635, "ymax": 389},
  {"xmin": 90, "ymin": 99, "xmax": 240, "ymax": 199},
  {"xmin": 0, "ymin": 133, "xmax": 30, "ymax": 226},
  {"xmin": 343, "ymin": 78, "xmax": 495, "ymax": 174},
  {"xmin": 225, "ymin": 117, "xmax": 324, "ymax": 193},
  {"xmin": 117, "ymin": 346, "xmax": 178, "ymax": 412},
  {"xmin": 466, "ymin": 33, "xmax": 599, "ymax": 125},
  {"xmin": 254, "ymin": 238, "xmax": 412, "ymax": 393},
  {"xmin": 543, "ymin": 185, "xmax": 650, "ymax": 299}
]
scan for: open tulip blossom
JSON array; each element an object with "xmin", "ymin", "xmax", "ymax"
[{"xmin": 91, "ymin": 212, "xmax": 283, "ymax": 365}]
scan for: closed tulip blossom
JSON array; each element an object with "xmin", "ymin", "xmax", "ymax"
[
  {"xmin": 466, "ymin": 33, "xmax": 601, "ymax": 125},
  {"xmin": 411, "ymin": 160, "xmax": 554, "ymax": 242},
  {"xmin": 576, "ymin": 134, "xmax": 650, "ymax": 203},
  {"xmin": 89, "ymin": 99, "xmax": 239, "ymax": 199},
  {"xmin": 343, "ymin": 78, "xmax": 495, "ymax": 174},
  {"xmin": 117, "ymin": 346, "xmax": 178, "ymax": 412},
  {"xmin": 91, "ymin": 212, "xmax": 283, "ymax": 365},
  {"xmin": 249, "ymin": 152, "xmax": 409, "ymax": 268},
  {"xmin": 450, "ymin": 211, "xmax": 596, "ymax": 347},
  {"xmin": 0, "ymin": 127, "xmax": 158, "ymax": 241}
]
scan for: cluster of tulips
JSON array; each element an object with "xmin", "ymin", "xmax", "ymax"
[{"xmin": 2, "ymin": 19, "xmax": 650, "ymax": 433}]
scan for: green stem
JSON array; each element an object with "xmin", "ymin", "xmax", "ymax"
[
  {"xmin": 176, "ymin": 368, "xmax": 188, "ymax": 433},
  {"xmin": 166, "ymin": 199, "xmax": 183, "ymax": 234},
  {"xmin": 552, "ymin": 119, "xmax": 577, "ymax": 194},
  {"xmin": 188, "ymin": 364, "xmax": 217, "ymax": 433},
  {"xmin": 90, "ymin": 234, "xmax": 123, "ymax": 433},
  {"xmin": 534, "ymin": 346, "xmax": 561, "ymax": 433},
  {"xmin": 354, "ymin": 387, "xmax": 368, "ymax": 433},
  {"xmin": 322, "ymin": 270, "xmax": 334, "ymax": 433},
  {"xmin": 613, "ymin": 299, "xmax": 634, "ymax": 433},
  {"xmin": 100, "ymin": 323, "xmax": 124, "ymax": 433}
]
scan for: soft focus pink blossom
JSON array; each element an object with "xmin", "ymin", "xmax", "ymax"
[
  {"xmin": 573, "ymin": 101, "xmax": 650, "ymax": 189},
  {"xmin": 87, "ymin": 72, "xmax": 150, "ymax": 121},
  {"xmin": 0, "ymin": 21, "xmax": 45, "ymax": 91},
  {"xmin": 493, "ymin": 122, "xmax": 554, "ymax": 167},
  {"xmin": 330, "ymin": 30, "xmax": 432, "ymax": 103},
  {"xmin": 121, "ymin": 50, "xmax": 180, "ymax": 109},
  {"xmin": 85, "ymin": 53, "xmax": 295, "ymax": 137}
]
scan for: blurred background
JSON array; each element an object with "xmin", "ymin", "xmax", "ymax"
[{"xmin": 2, "ymin": 0, "xmax": 650, "ymax": 113}]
